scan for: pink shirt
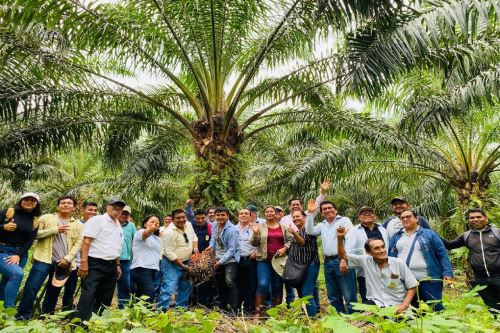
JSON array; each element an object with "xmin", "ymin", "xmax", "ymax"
[{"xmin": 266, "ymin": 226, "xmax": 284, "ymax": 261}]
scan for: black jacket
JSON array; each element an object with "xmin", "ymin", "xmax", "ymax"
[
  {"xmin": 442, "ymin": 225, "xmax": 500, "ymax": 278},
  {"xmin": 0, "ymin": 208, "xmax": 38, "ymax": 258}
]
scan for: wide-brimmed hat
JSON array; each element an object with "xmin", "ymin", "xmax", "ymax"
[
  {"xmin": 271, "ymin": 254, "xmax": 288, "ymax": 277},
  {"xmin": 52, "ymin": 266, "xmax": 71, "ymax": 287}
]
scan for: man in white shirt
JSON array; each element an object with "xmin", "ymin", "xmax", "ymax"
[
  {"xmin": 305, "ymin": 199, "xmax": 357, "ymax": 314},
  {"xmin": 158, "ymin": 209, "xmax": 198, "ymax": 310},
  {"xmin": 77, "ymin": 198, "xmax": 126, "ymax": 321},
  {"xmin": 337, "ymin": 227, "xmax": 417, "ymax": 314}
]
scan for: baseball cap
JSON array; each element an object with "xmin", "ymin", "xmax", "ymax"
[
  {"xmin": 390, "ymin": 197, "xmax": 408, "ymax": 204},
  {"xmin": 20, "ymin": 192, "xmax": 40, "ymax": 202},
  {"xmin": 274, "ymin": 206, "xmax": 284, "ymax": 212},
  {"xmin": 358, "ymin": 206, "xmax": 376, "ymax": 215},
  {"xmin": 122, "ymin": 206, "xmax": 132, "ymax": 214},
  {"xmin": 52, "ymin": 266, "xmax": 71, "ymax": 287},
  {"xmin": 245, "ymin": 204, "xmax": 258, "ymax": 212},
  {"xmin": 108, "ymin": 198, "xmax": 126, "ymax": 207}
]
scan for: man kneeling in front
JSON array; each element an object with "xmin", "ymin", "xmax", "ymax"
[{"xmin": 337, "ymin": 227, "xmax": 417, "ymax": 314}]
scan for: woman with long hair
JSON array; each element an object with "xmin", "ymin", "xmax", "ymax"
[
  {"xmin": 130, "ymin": 214, "xmax": 162, "ymax": 304},
  {"xmin": 0, "ymin": 192, "xmax": 42, "ymax": 308},
  {"xmin": 251, "ymin": 205, "xmax": 292, "ymax": 314}
]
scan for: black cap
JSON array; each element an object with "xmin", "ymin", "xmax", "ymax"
[
  {"xmin": 358, "ymin": 206, "xmax": 376, "ymax": 215},
  {"xmin": 390, "ymin": 197, "xmax": 408, "ymax": 205},
  {"xmin": 108, "ymin": 198, "xmax": 126, "ymax": 207}
]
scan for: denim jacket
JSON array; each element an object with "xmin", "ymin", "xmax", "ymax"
[
  {"xmin": 209, "ymin": 221, "xmax": 240, "ymax": 265},
  {"xmin": 388, "ymin": 227, "xmax": 454, "ymax": 279}
]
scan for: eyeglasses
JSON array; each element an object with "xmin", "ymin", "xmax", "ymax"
[
  {"xmin": 182, "ymin": 233, "xmax": 189, "ymax": 243},
  {"xmin": 400, "ymin": 215, "xmax": 413, "ymax": 220}
]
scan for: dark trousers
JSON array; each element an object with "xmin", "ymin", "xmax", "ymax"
[
  {"xmin": 191, "ymin": 279, "xmax": 215, "ymax": 307},
  {"xmin": 237, "ymin": 257, "xmax": 257, "ymax": 312},
  {"xmin": 42, "ymin": 268, "xmax": 79, "ymax": 313},
  {"xmin": 116, "ymin": 259, "xmax": 131, "ymax": 308},
  {"xmin": 77, "ymin": 257, "xmax": 118, "ymax": 321},
  {"xmin": 472, "ymin": 276, "xmax": 500, "ymax": 313},
  {"xmin": 16, "ymin": 260, "xmax": 56, "ymax": 320},
  {"xmin": 215, "ymin": 262, "xmax": 238, "ymax": 312},
  {"xmin": 131, "ymin": 267, "xmax": 156, "ymax": 304},
  {"xmin": 413, "ymin": 280, "xmax": 444, "ymax": 311}
]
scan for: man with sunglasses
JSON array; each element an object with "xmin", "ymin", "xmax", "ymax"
[{"xmin": 158, "ymin": 209, "xmax": 198, "ymax": 310}]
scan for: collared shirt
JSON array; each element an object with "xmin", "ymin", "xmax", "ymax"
[
  {"xmin": 131, "ymin": 229, "xmax": 162, "ymax": 270},
  {"xmin": 305, "ymin": 213, "xmax": 355, "ymax": 256},
  {"xmin": 120, "ymin": 221, "xmax": 137, "ymax": 260},
  {"xmin": 209, "ymin": 221, "xmax": 240, "ymax": 265},
  {"xmin": 347, "ymin": 254, "xmax": 418, "ymax": 307},
  {"xmin": 280, "ymin": 193, "xmax": 325, "ymax": 231},
  {"xmin": 162, "ymin": 222, "xmax": 198, "ymax": 262},
  {"xmin": 237, "ymin": 223, "xmax": 257, "ymax": 257},
  {"xmin": 74, "ymin": 220, "xmax": 85, "ymax": 267},
  {"xmin": 362, "ymin": 224, "xmax": 383, "ymax": 241},
  {"xmin": 352, "ymin": 223, "xmax": 389, "ymax": 277},
  {"xmin": 193, "ymin": 222, "xmax": 211, "ymax": 252},
  {"xmin": 288, "ymin": 227, "xmax": 319, "ymax": 264},
  {"xmin": 84, "ymin": 213, "xmax": 124, "ymax": 260}
]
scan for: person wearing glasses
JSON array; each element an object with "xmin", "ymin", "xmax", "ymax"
[
  {"xmin": 158, "ymin": 209, "xmax": 198, "ymax": 310},
  {"xmin": 388, "ymin": 210, "xmax": 453, "ymax": 311},
  {"xmin": 76, "ymin": 198, "xmax": 126, "ymax": 321},
  {"xmin": 352, "ymin": 207, "xmax": 389, "ymax": 303}
]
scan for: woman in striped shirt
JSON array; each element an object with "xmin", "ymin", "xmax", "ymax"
[{"xmin": 287, "ymin": 210, "xmax": 320, "ymax": 316}]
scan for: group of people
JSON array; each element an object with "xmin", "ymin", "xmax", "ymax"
[{"xmin": 0, "ymin": 182, "xmax": 498, "ymax": 322}]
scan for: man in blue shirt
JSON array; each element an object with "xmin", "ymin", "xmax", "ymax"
[
  {"xmin": 306, "ymin": 199, "xmax": 357, "ymax": 314},
  {"xmin": 205, "ymin": 207, "xmax": 240, "ymax": 314}
]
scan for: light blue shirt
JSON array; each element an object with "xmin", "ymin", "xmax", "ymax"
[
  {"xmin": 120, "ymin": 222, "xmax": 137, "ymax": 260},
  {"xmin": 237, "ymin": 224, "xmax": 257, "ymax": 257},
  {"xmin": 130, "ymin": 229, "xmax": 162, "ymax": 270},
  {"xmin": 209, "ymin": 221, "xmax": 240, "ymax": 265},
  {"xmin": 305, "ymin": 213, "xmax": 356, "ymax": 256}
]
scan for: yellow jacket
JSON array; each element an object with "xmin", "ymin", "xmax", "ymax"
[{"xmin": 34, "ymin": 213, "xmax": 83, "ymax": 270}]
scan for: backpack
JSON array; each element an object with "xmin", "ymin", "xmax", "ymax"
[{"xmin": 463, "ymin": 226, "xmax": 500, "ymax": 245}]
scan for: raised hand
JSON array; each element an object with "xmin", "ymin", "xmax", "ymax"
[
  {"xmin": 186, "ymin": 199, "xmax": 193, "ymax": 206},
  {"xmin": 250, "ymin": 222, "xmax": 259, "ymax": 233},
  {"xmin": 320, "ymin": 178, "xmax": 331, "ymax": 194},
  {"xmin": 307, "ymin": 199, "xmax": 317, "ymax": 213},
  {"xmin": 336, "ymin": 226, "xmax": 348, "ymax": 238}
]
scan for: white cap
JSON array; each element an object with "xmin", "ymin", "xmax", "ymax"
[
  {"xmin": 20, "ymin": 192, "xmax": 40, "ymax": 202},
  {"xmin": 123, "ymin": 206, "xmax": 132, "ymax": 214}
]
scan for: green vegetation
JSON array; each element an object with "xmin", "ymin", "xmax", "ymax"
[{"xmin": 0, "ymin": 285, "xmax": 498, "ymax": 332}]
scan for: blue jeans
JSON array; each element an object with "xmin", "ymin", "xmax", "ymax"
[
  {"xmin": 357, "ymin": 276, "xmax": 369, "ymax": 304},
  {"xmin": 257, "ymin": 261, "xmax": 283, "ymax": 299},
  {"xmin": 116, "ymin": 259, "xmax": 131, "ymax": 308},
  {"xmin": 16, "ymin": 260, "xmax": 55, "ymax": 319},
  {"xmin": 324, "ymin": 258, "xmax": 357, "ymax": 314},
  {"xmin": 0, "ymin": 245, "xmax": 28, "ymax": 308},
  {"xmin": 297, "ymin": 262, "xmax": 320, "ymax": 317},
  {"xmin": 414, "ymin": 280, "xmax": 444, "ymax": 311},
  {"xmin": 157, "ymin": 258, "xmax": 192, "ymax": 310}
]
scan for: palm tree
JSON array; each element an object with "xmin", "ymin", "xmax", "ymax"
[{"xmin": 0, "ymin": 0, "xmax": 497, "ymax": 205}]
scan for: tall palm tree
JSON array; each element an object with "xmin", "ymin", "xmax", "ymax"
[{"xmin": 0, "ymin": 0, "xmax": 497, "ymax": 205}]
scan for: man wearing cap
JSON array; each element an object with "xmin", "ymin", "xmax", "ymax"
[
  {"xmin": 337, "ymin": 227, "xmax": 417, "ymax": 314},
  {"xmin": 274, "ymin": 206, "xmax": 285, "ymax": 222},
  {"xmin": 116, "ymin": 206, "xmax": 136, "ymax": 308},
  {"xmin": 352, "ymin": 207, "xmax": 389, "ymax": 303},
  {"xmin": 158, "ymin": 209, "xmax": 198, "ymax": 310},
  {"xmin": 16, "ymin": 195, "xmax": 83, "ymax": 320},
  {"xmin": 246, "ymin": 204, "xmax": 266, "ymax": 224},
  {"xmin": 77, "ymin": 198, "xmax": 126, "ymax": 321},
  {"xmin": 383, "ymin": 197, "xmax": 432, "ymax": 239}
]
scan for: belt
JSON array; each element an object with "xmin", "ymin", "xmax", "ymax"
[
  {"xmin": 324, "ymin": 255, "xmax": 339, "ymax": 261},
  {"xmin": 88, "ymin": 256, "xmax": 117, "ymax": 264}
]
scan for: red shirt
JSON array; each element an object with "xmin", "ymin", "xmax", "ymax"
[{"xmin": 267, "ymin": 225, "xmax": 284, "ymax": 261}]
